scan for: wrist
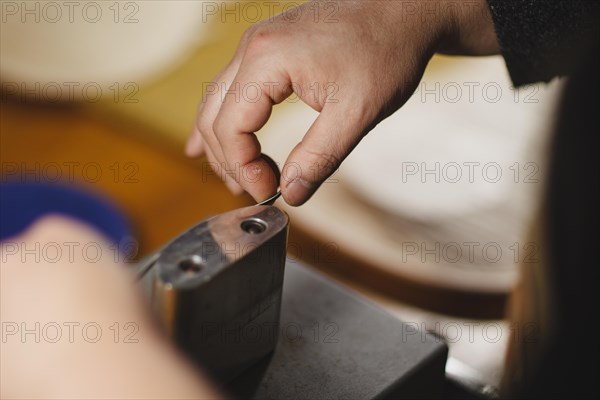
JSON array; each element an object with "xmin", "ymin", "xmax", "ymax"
[{"xmin": 437, "ymin": 0, "xmax": 500, "ymax": 55}]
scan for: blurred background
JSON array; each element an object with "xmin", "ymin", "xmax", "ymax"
[{"xmin": 0, "ymin": 0, "xmax": 565, "ymax": 391}]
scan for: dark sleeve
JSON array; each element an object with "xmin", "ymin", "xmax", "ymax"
[{"xmin": 486, "ymin": 0, "xmax": 600, "ymax": 86}]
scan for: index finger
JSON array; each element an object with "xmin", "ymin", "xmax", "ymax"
[{"xmin": 212, "ymin": 66, "xmax": 291, "ymax": 202}]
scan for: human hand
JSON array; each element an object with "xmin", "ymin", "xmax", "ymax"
[
  {"xmin": 0, "ymin": 216, "xmax": 220, "ymax": 399},
  {"xmin": 187, "ymin": 0, "xmax": 499, "ymax": 206}
]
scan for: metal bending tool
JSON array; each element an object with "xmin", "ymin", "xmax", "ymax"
[
  {"xmin": 135, "ymin": 202, "xmax": 450, "ymax": 399},
  {"xmin": 135, "ymin": 205, "xmax": 289, "ymax": 382}
]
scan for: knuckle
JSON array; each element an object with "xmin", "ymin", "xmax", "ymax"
[
  {"xmin": 212, "ymin": 115, "xmax": 225, "ymax": 137},
  {"xmin": 244, "ymin": 28, "xmax": 276, "ymax": 56},
  {"xmin": 240, "ymin": 25, "xmax": 258, "ymax": 45}
]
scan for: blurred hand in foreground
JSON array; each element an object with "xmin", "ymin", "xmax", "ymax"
[{"xmin": 0, "ymin": 216, "xmax": 220, "ymax": 399}]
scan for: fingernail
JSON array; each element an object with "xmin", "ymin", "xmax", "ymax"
[
  {"xmin": 243, "ymin": 164, "xmax": 262, "ymax": 185},
  {"xmin": 285, "ymin": 178, "xmax": 312, "ymax": 206},
  {"xmin": 185, "ymin": 133, "xmax": 203, "ymax": 157}
]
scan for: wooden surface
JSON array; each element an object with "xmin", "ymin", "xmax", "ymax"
[{"xmin": 0, "ymin": 100, "xmax": 253, "ymax": 255}]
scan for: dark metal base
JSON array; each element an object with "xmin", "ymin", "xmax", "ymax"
[{"xmin": 227, "ymin": 260, "xmax": 448, "ymax": 399}]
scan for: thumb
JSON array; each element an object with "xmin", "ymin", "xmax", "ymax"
[{"xmin": 281, "ymin": 106, "xmax": 369, "ymax": 206}]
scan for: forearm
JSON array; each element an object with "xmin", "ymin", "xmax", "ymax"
[{"xmin": 438, "ymin": 0, "xmax": 501, "ymax": 55}]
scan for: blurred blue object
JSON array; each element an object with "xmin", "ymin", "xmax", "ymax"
[{"xmin": 0, "ymin": 182, "xmax": 133, "ymax": 255}]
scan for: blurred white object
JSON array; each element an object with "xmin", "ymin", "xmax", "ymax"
[
  {"xmin": 259, "ymin": 55, "xmax": 564, "ymax": 293},
  {"xmin": 0, "ymin": 0, "xmax": 214, "ymax": 99},
  {"xmin": 341, "ymin": 57, "xmax": 556, "ymax": 224}
]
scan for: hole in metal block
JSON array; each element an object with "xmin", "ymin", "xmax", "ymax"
[
  {"xmin": 178, "ymin": 255, "xmax": 204, "ymax": 273},
  {"xmin": 241, "ymin": 218, "xmax": 267, "ymax": 234}
]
